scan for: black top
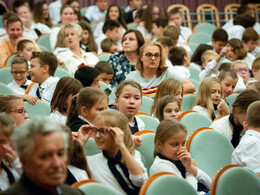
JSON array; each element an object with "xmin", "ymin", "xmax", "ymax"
[{"xmin": 68, "ymin": 116, "xmax": 89, "ymax": 132}]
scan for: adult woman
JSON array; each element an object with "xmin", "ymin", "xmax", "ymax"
[
  {"xmin": 126, "ymin": 41, "xmax": 195, "ymax": 95},
  {"xmin": 0, "ymin": 95, "xmax": 29, "ymax": 126},
  {"xmin": 94, "ymin": 4, "xmax": 127, "ymax": 39},
  {"xmin": 210, "ymin": 89, "xmax": 260, "ymax": 148},
  {"xmin": 33, "ymin": 1, "xmax": 53, "ymax": 28},
  {"xmin": 50, "ymin": 5, "xmax": 75, "ymax": 50},
  {"xmin": 137, "ymin": 3, "xmax": 164, "ymax": 40},
  {"xmin": 222, "ymin": 38, "xmax": 255, "ymax": 69},
  {"xmin": 108, "ymin": 29, "xmax": 144, "ymax": 87},
  {"xmin": 57, "ymin": 23, "xmax": 99, "ymax": 76}
]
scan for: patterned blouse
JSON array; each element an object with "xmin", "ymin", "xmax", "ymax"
[{"xmin": 108, "ymin": 52, "xmax": 135, "ymax": 88}]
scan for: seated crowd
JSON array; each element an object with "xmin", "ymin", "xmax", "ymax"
[{"xmin": 0, "ymin": 0, "xmax": 260, "ymax": 194}]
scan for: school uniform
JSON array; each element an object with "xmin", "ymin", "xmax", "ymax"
[
  {"xmin": 234, "ymin": 77, "xmax": 246, "ymax": 93},
  {"xmin": 85, "ymin": 5, "xmax": 107, "ymax": 24},
  {"xmin": 29, "ymin": 76, "xmax": 59, "ymax": 105},
  {"xmin": 178, "ymin": 26, "xmax": 192, "ymax": 43},
  {"xmin": 232, "ymin": 130, "xmax": 260, "ymax": 174},
  {"xmin": 0, "ymin": 162, "xmax": 20, "ymax": 191},
  {"xmin": 48, "ymin": 0, "xmax": 62, "ymax": 25},
  {"xmin": 87, "ymin": 150, "xmax": 148, "ymax": 195},
  {"xmin": 150, "ymin": 154, "xmax": 211, "ymax": 193},
  {"xmin": 49, "ymin": 110, "xmax": 67, "ymax": 125},
  {"xmin": 23, "ymin": 22, "xmax": 51, "ymax": 41},
  {"xmin": 65, "ymin": 165, "xmax": 89, "ymax": 185},
  {"xmin": 7, "ymin": 80, "xmax": 32, "ymax": 95},
  {"xmin": 68, "ymin": 115, "xmax": 92, "ymax": 132},
  {"xmin": 169, "ymin": 65, "xmax": 190, "ymax": 79},
  {"xmin": 129, "ymin": 116, "xmax": 145, "ymax": 134},
  {"xmin": 199, "ymin": 59, "xmax": 218, "ymax": 82},
  {"xmin": 192, "ymin": 106, "xmax": 219, "ymax": 121}
]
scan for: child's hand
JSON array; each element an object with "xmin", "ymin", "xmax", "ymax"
[
  {"xmin": 22, "ymin": 95, "xmax": 37, "ymax": 105},
  {"xmin": 132, "ymin": 135, "xmax": 142, "ymax": 147},
  {"xmin": 2, "ymin": 144, "xmax": 18, "ymax": 164},
  {"xmin": 77, "ymin": 125, "xmax": 93, "ymax": 146},
  {"xmin": 217, "ymin": 99, "xmax": 230, "ymax": 116},
  {"xmin": 109, "ymin": 127, "xmax": 125, "ymax": 148},
  {"xmin": 177, "ymin": 147, "xmax": 197, "ymax": 176}
]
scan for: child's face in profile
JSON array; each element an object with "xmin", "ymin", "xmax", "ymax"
[
  {"xmin": 99, "ymin": 73, "xmax": 113, "ymax": 85},
  {"xmin": 243, "ymin": 40, "xmax": 258, "ymax": 52},
  {"xmin": 109, "ymin": 44, "xmax": 121, "ymax": 54},
  {"xmin": 212, "ymin": 40, "xmax": 226, "ymax": 54},
  {"xmin": 168, "ymin": 13, "xmax": 182, "ymax": 28},
  {"xmin": 11, "ymin": 63, "xmax": 28, "ymax": 85},
  {"xmin": 81, "ymin": 30, "xmax": 89, "ymax": 45},
  {"xmin": 18, "ymin": 42, "xmax": 35, "ymax": 61},
  {"xmin": 151, "ymin": 23, "xmax": 162, "ymax": 38},
  {"xmin": 253, "ymin": 68, "xmax": 260, "ymax": 82},
  {"xmin": 163, "ymin": 102, "xmax": 181, "ymax": 120},
  {"xmin": 156, "ymin": 131, "xmax": 187, "ymax": 161},
  {"xmin": 90, "ymin": 75, "xmax": 101, "ymax": 88}
]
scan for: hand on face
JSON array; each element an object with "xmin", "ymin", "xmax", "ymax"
[
  {"xmin": 77, "ymin": 125, "xmax": 94, "ymax": 146},
  {"xmin": 217, "ymin": 99, "xmax": 230, "ymax": 117},
  {"xmin": 176, "ymin": 147, "xmax": 191, "ymax": 169},
  {"xmin": 1, "ymin": 144, "xmax": 18, "ymax": 164},
  {"xmin": 109, "ymin": 127, "xmax": 125, "ymax": 148}
]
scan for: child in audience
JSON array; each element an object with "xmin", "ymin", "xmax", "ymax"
[
  {"xmin": 8, "ymin": 57, "xmax": 37, "ymax": 104},
  {"xmin": 66, "ymin": 87, "xmax": 108, "ymax": 131},
  {"xmin": 247, "ymin": 81, "xmax": 260, "ymax": 92},
  {"xmin": 78, "ymin": 109, "xmax": 148, "ymax": 194},
  {"xmin": 190, "ymin": 44, "xmax": 213, "ymax": 71},
  {"xmin": 17, "ymin": 39, "xmax": 35, "ymax": 65},
  {"xmin": 150, "ymin": 119, "xmax": 211, "ymax": 193},
  {"xmin": 151, "ymin": 78, "xmax": 183, "ymax": 115},
  {"xmin": 168, "ymin": 46, "xmax": 190, "ymax": 79},
  {"xmin": 252, "ymin": 58, "xmax": 260, "ymax": 82},
  {"xmin": 210, "ymin": 28, "xmax": 228, "ymax": 54},
  {"xmin": 115, "ymin": 80, "xmax": 145, "ymax": 134},
  {"xmin": 154, "ymin": 95, "xmax": 181, "ymax": 121},
  {"xmin": 95, "ymin": 61, "xmax": 114, "ymax": 85},
  {"xmin": 50, "ymin": 77, "xmax": 82, "ymax": 125},
  {"xmin": 101, "ymin": 38, "xmax": 120, "ymax": 54},
  {"xmin": 151, "ymin": 18, "xmax": 168, "ymax": 40},
  {"xmin": 156, "ymin": 37, "xmax": 174, "ymax": 67},
  {"xmin": 199, "ymin": 50, "xmax": 226, "ymax": 82},
  {"xmin": 242, "ymin": 27, "xmax": 260, "ymax": 57},
  {"xmin": 74, "ymin": 66, "xmax": 101, "ymax": 88},
  {"xmin": 210, "ymin": 89, "xmax": 260, "ymax": 147},
  {"xmin": 167, "ymin": 8, "xmax": 192, "ymax": 43},
  {"xmin": 232, "ymin": 60, "xmax": 251, "ymax": 92},
  {"xmin": 79, "ymin": 20, "xmax": 98, "ymax": 53},
  {"xmin": 0, "ymin": 113, "xmax": 21, "ymax": 191},
  {"xmin": 193, "ymin": 77, "xmax": 230, "ymax": 121},
  {"xmin": 28, "ymin": 51, "xmax": 59, "ymax": 105},
  {"xmin": 232, "ymin": 100, "xmax": 260, "ymax": 177},
  {"xmin": 218, "ymin": 69, "xmax": 238, "ymax": 98}
]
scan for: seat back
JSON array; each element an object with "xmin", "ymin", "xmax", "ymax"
[
  {"xmin": 54, "ymin": 68, "xmax": 72, "ymax": 78},
  {"xmin": 186, "ymin": 129, "xmax": 234, "ymax": 179},
  {"xmin": 140, "ymin": 173, "xmax": 197, "ymax": 195},
  {"xmin": 98, "ymin": 53, "xmax": 111, "ymax": 61},
  {"xmin": 136, "ymin": 115, "xmax": 159, "ymax": 132},
  {"xmin": 182, "ymin": 94, "xmax": 196, "ymax": 112},
  {"xmin": 210, "ymin": 165, "xmax": 260, "ymax": 195},
  {"xmin": 80, "ymin": 7, "xmax": 88, "ymax": 16},
  {"xmin": 226, "ymin": 93, "xmax": 239, "ymax": 110},
  {"xmin": 127, "ymin": 22, "xmax": 138, "ymax": 30},
  {"xmin": 179, "ymin": 112, "xmax": 212, "ymax": 138},
  {"xmin": 79, "ymin": 182, "xmax": 117, "ymax": 195},
  {"xmin": 135, "ymin": 131, "xmax": 155, "ymax": 172},
  {"xmin": 167, "ymin": 4, "xmax": 192, "ymax": 29},
  {"xmin": 0, "ymin": 83, "xmax": 15, "ymax": 95},
  {"xmin": 224, "ymin": 4, "xmax": 240, "ymax": 21},
  {"xmin": 196, "ymin": 4, "xmax": 220, "ymax": 28},
  {"xmin": 193, "ymin": 22, "xmax": 217, "ymax": 36},
  {"xmin": 84, "ymin": 137, "xmax": 101, "ymax": 156},
  {"xmin": 187, "ymin": 66, "xmax": 200, "ymax": 82},
  {"xmin": 24, "ymin": 101, "xmax": 51, "ymax": 118},
  {"xmin": 36, "ymin": 33, "xmax": 52, "ymax": 52},
  {"xmin": 139, "ymin": 96, "xmax": 154, "ymax": 115},
  {"xmin": 189, "ymin": 78, "xmax": 200, "ymax": 94},
  {"xmin": 0, "ymin": 67, "xmax": 12, "ymax": 84},
  {"xmin": 188, "ymin": 32, "xmax": 212, "ymax": 45},
  {"xmin": 4, "ymin": 54, "xmax": 19, "ymax": 66}
]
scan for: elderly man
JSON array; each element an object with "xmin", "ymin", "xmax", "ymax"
[
  {"xmin": 2, "ymin": 117, "xmax": 83, "ymax": 195},
  {"xmin": 0, "ymin": 16, "xmax": 40, "ymax": 66}
]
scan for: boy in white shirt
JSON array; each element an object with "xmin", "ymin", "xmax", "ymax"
[
  {"xmin": 28, "ymin": 51, "xmax": 59, "ymax": 105},
  {"xmin": 168, "ymin": 46, "xmax": 190, "ymax": 79},
  {"xmin": 85, "ymin": 0, "xmax": 108, "ymax": 24},
  {"xmin": 17, "ymin": 39, "xmax": 35, "ymax": 68},
  {"xmin": 168, "ymin": 8, "xmax": 192, "ymax": 44},
  {"xmin": 242, "ymin": 27, "xmax": 260, "ymax": 57},
  {"xmin": 151, "ymin": 18, "xmax": 168, "ymax": 41},
  {"xmin": 232, "ymin": 101, "xmax": 260, "ymax": 177},
  {"xmin": 8, "ymin": 57, "xmax": 36, "ymax": 104}
]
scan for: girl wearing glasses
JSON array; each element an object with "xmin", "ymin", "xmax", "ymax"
[
  {"xmin": 126, "ymin": 41, "xmax": 195, "ymax": 97},
  {"xmin": 0, "ymin": 95, "xmax": 29, "ymax": 126},
  {"xmin": 77, "ymin": 109, "xmax": 148, "ymax": 194},
  {"xmin": 221, "ymin": 38, "xmax": 255, "ymax": 69},
  {"xmin": 66, "ymin": 87, "xmax": 108, "ymax": 132}
]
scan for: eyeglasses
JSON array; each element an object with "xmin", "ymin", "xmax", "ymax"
[
  {"xmin": 91, "ymin": 127, "xmax": 110, "ymax": 137},
  {"xmin": 235, "ymin": 68, "xmax": 249, "ymax": 72},
  {"xmin": 143, "ymin": 53, "xmax": 160, "ymax": 59},
  {"xmin": 11, "ymin": 71, "xmax": 27, "ymax": 75},
  {"xmin": 9, "ymin": 108, "xmax": 27, "ymax": 116}
]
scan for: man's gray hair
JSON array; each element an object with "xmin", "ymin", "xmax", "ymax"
[{"xmin": 11, "ymin": 117, "xmax": 68, "ymax": 160}]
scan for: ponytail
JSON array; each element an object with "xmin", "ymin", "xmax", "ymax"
[{"xmin": 66, "ymin": 95, "xmax": 78, "ymax": 126}]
